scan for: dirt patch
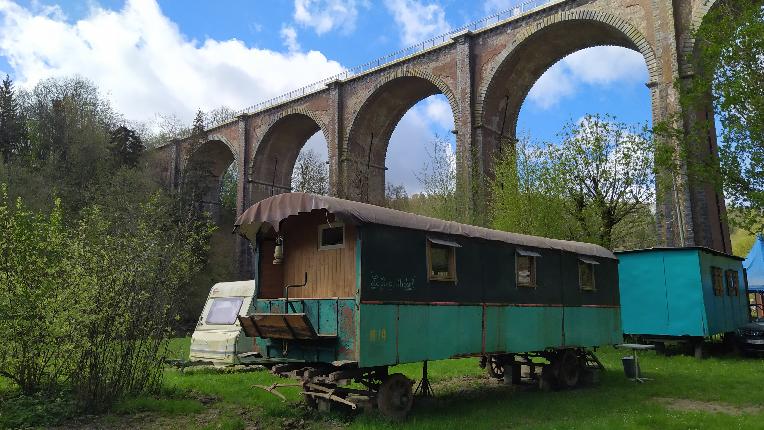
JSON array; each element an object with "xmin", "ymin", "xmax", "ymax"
[{"xmin": 654, "ymin": 397, "xmax": 763, "ymax": 416}]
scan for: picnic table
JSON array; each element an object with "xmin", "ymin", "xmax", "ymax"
[{"xmin": 616, "ymin": 343, "xmax": 655, "ymax": 383}]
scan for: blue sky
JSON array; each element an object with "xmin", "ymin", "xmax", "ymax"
[{"xmin": 0, "ymin": 0, "xmax": 651, "ymax": 192}]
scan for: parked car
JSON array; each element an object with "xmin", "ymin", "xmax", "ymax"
[{"xmin": 736, "ymin": 305, "xmax": 764, "ymax": 355}]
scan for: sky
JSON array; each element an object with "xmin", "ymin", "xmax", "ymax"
[{"xmin": 0, "ymin": 0, "xmax": 652, "ymax": 193}]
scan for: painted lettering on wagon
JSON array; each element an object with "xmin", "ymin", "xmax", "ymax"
[
  {"xmin": 368, "ymin": 272, "xmax": 415, "ymax": 292},
  {"xmin": 369, "ymin": 328, "xmax": 387, "ymax": 342}
]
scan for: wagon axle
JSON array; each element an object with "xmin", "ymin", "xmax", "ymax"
[{"xmin": 482, "ymin": 349, "xmax": 604, "ymax": 390}]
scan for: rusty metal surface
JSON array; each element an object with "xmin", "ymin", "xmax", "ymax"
[
  {"xmin": 235, "ymin": 193, "xmax": 615, "ymax": 259},
  {"xmin": 240, "ymin": 313, "xmax": 329, "ymax": 340}
]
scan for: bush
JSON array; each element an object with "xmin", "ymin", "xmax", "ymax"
[{"xmin": 0, "ymin": 185, "xmax": 212, "ymax": 412}]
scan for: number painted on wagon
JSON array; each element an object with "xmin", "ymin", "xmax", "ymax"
[{"xmin": 369, "ymin": 328, "xmax": 387, "ymax": 342}]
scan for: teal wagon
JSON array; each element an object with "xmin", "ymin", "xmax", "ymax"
[
  {"xmin": 616, "ymin": 247, "xmax": 749, "ymax": 357},
  {"xmin": 234, "ymin": 193, "xmax": 621, "ymax": 418}
]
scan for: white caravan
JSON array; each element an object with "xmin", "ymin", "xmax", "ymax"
[{"xmin": 189, "ymin": 280, "xmax": 257, "ymax": 365}]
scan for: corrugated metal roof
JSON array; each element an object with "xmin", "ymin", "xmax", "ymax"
[{"xmin": 235, "ymin": 193, "xmax": 616, "ymax": 260}]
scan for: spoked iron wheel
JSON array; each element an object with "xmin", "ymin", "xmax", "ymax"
[
  {"xmin": 556, "ymin": 349, "xmax": 581, "ymax": 389},
  {"xmin": 377, "ymin": 373, "xmax": 413, "ymax": 421},
  {"xmin": 486, "ymin": 356, "xmax": 505, "ymax": 379}
]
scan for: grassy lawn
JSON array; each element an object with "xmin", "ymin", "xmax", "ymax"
[{"xmin": 3, "ymin": 338, "xmax": 764, "ymax": 429}]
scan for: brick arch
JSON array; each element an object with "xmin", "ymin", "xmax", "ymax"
[
  {"xmin": 184, "ymin": 135, "xmax": 237, "ymax": 177},
  {"xmin": 250, "ymin": 108, "xmax": 330, "ymax": 198},
  {"xmin": 343, "ymin": 69, "xmax": 459, "ymax": 203},
  {"xmin": 679, "ymin": 0, "xmax": 723, "ymax": 74},
  {"xmin": 343, "ymin": 68, "xmax": 459, "ymax": 150},
  {"xmin": 476, "ymin": 9, "xmax": 661, "ymax": 134},
  {"xmin": 182, "ymin": 136, "xmax": 238, "ymax": 222}
]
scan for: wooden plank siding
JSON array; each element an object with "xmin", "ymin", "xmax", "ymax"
[
  {"xmin": 269, "ymin": 211, "xmax": 356, "ymax": 299},
  {"xmin": 258, "ymin": 239, "xmax": 284, "ymax": 299}
]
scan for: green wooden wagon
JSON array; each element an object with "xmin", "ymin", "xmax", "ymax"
[{"xmin": 234, "ymin": 193, "xmax": 621, "ymax": 418}]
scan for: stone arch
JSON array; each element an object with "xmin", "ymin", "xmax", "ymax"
[
  {"xmin": 344, "ymin": 69, "xmax": 459, "ymax": 204},
  {"xmin": 250, "ymin": 109, "xmax": 330, "ymax": 202},
  {"xmin": 184, "ymin": 135, "xmax": 237, "ymax": 173},
  {"xmin": 679, "ymin": 0, "xmax": 724, "ymax": 75},
  {"xmin": 183, "ymin": 137, "xmax": 237, "ymax": 222},
  {"xmin": 476, "ymin": 9, "xmax": 661, "ymax": 151}
]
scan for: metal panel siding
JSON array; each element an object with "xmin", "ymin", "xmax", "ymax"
[
  {"xmin": 398, "ymin": 305, "xmax": 483, "ymax": 362},
  {"xmin": 504, "ymin": 306, "xmax": 564, "ymax": 352},
  {"xmin": 663, "ymin": 250, "xmax": 706, "ymax": 336},
  {"xmin": 358, "ymin": 304, "xmax": 397, "ymax": 366},
  {"xmin": 357, "ymin": 303, "xmax": 621, "ymax": 366},
  {"xmin": 563, "ymin": 307, "xmax": 622, "ymax": 347},
  {"xmin": 483, "ymin": 305, "xmax": 506, "ymax": 353},
  {"xmin": 619, "ymin": 251, "xmax": 670, "ymax": 335},
  {"xmin": 618, "ymin": 248, "xmax": 749, "ymax": 338}
]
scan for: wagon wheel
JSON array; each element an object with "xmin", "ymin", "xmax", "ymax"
[
  {"xmin": 377, "ymin": 373, "xmax": 413, "ymax": 421},
  {"xmin": 486, "ymin": 356, "xmax": 505, "ymax": 379},
  {"xmin": 556, "ymin": 350, "xmax": 580, "ymax": 389}
]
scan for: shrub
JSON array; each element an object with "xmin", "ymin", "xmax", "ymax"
[{"xmin": 0, "ymin": 185, "xmax": 212, "ymax": 412}]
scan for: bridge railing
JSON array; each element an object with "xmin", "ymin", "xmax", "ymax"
[{"xmin": 190, "ymin": 0, "xmax": 563, "ymax": 136}]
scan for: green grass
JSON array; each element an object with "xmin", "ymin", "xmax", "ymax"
[{"xmin": 4, "ymin": 341, "xmax": 764, "ymax": 429}]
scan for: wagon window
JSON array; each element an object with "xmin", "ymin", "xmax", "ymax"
[
  {"xmin": 578, "ymin": 258, "xmax": 598, "ymax": 291},
  {"xmin": 318, "ymin": 223, "xmax": 344, "ymax": 250},
  {"xmin": 516, "ymin": 249, "xmax": 540, "ymax": 288},
  {"xmin": 712, "ymin": 267, "xmax": 724, "ymax": 296},
  {"xmin": 725, "ymin": 270, "xmax": 740, "ymax": 296},
  {"xmin": 427, "ymin": 237, "xmax": 459, "ymax": 282},
  {"xmin": 206, "ymin": 297, "xmax": 244, "ymax": 325}
]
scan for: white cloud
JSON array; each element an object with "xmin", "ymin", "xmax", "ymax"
[
  {"xmin": 0, "ymin": 0, "xmax": 344, "ymax": 123},
  {"xmin": 280, "ymin": 25, "xmax": 300, "ymax": 52},
  {"xmin": 301, "ymin": 131, "xmax": 329, "ymax": 161},
  {"xmin": 386, "ymin": 98, "xmax": 456, "ymax": 193},
  {"xmin": 423, "ymin": 96, "xmax": 454, "ymax": 131},
  {"xmin": 384, "ymin": 0, "xmax": 450, "ymax": 46},
  {"xmin": 483, "ymin": 0, "xmax": 515, "ymax": 14},
  {"xmin": 294, "ymin": 0, "xmax": 364, "ymax": 35},
  {"xmin": 527, "ymin": 63, "xmax": 575, "ymax": 109},
  {"xmin": 563, "ymin": 46, "xmax": 647, "ymax": 85},
  {"xmin": 527, "ymin": 46, "xmax": 648, "ymax": 110}
]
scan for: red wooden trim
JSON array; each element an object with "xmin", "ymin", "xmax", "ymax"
[{"xmin": 360, "ymin": 300, "xmax": 618, "ymax": 308}]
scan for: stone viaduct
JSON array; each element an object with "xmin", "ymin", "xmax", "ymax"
[{"xmin": 153, "ymin": 0, "xmax": 730, "ymax": 278}]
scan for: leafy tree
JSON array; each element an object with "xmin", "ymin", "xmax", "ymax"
[
  {"xmin": 682, "ymin": 0, "xmax": 764, "ymax": 233},
  {"xmin": 291, "ymin": 148, "xmax": 328, "ymax": 195},
  {"xmin": 491, "ymin": 136, "xmax": 570, "ymax": 239},
  {"xmin": 0, "ymin": 75, "xmax": 27, "ymax": 162},
  {"xmin": 109, "ymin": 125, "xmax": 145, "ymax": 168},
  {"xmin": 191, "ymin": 108, "xmax": 205, "ymax": 140},
  {"xmin": 491, "ymin": 116, "xmax": 657, "ymax": 249},
  {"xmin": 414, "ymin": 136, "xmax": 467, "ymax": 222},
  {"xmin": 384, "ymin": 183, "xmax": 409, "ymax": 211},
  {"xmin": 206, "ymin": 105, "xmax": 236, "ymax": 127},
  {"xmin": 548, "ymin": 115, "xmax": 656, "ymax": 249},
  {"xmin": 219, "ymin": 163, "xmax": 238, "ymax": 217}
]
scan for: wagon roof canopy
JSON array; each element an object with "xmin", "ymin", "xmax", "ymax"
[{"xmin": 235, "ymin": 193, "xmax": 616, "ymax": 259}]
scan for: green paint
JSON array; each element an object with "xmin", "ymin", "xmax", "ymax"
[{"xmin": 359, "ymin": 304, "xmax": 620, "ymax": 367}]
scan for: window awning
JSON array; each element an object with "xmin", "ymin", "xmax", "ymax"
[
  {"xmin": 428, "ymin": 237, "xmax": 461, "ymax": 248},
  {"xmin": 579, "ymin": 257, "xmax": 600, "ymax": 265},
  {"xmin": 517, "ymin": 249, "xmax": 541, "ymax": 257}
]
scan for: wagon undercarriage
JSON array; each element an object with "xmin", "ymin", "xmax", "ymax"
[
  {"xmin": 481, "ymin": 348, "xmax": 605, "ymax": 390},
  {"xmin": 254, "ymin": 362, "xmax": 414, "ymax": 420},
  {"xmin": 252, "ymin": 348, "xmax": 604, "ymax": 420}
]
